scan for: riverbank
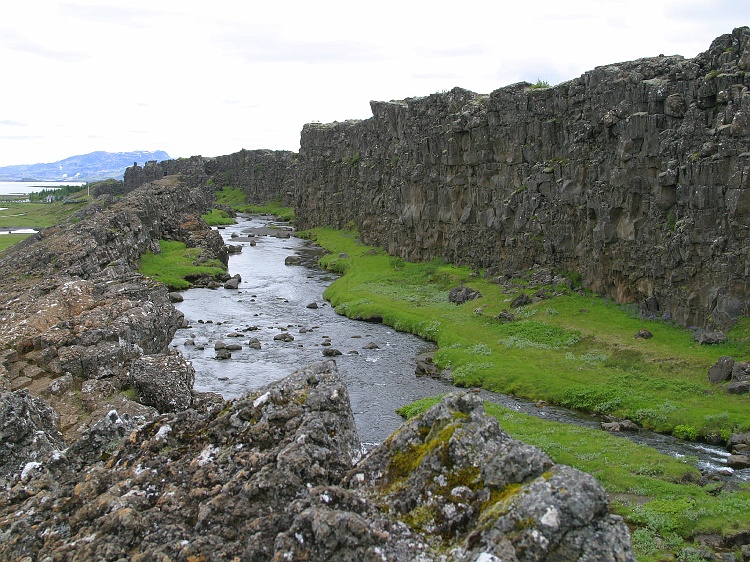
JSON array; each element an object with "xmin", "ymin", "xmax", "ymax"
[{"xmin": 305, "ymin": 226, "xmax": 750, "ymax": 560}]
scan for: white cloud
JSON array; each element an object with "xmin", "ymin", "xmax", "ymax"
[{"xmin": 0, "ymin": 0, "xmax": 747, "ymax": 166}]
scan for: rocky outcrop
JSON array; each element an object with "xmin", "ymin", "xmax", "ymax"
[
  {"xmin": 0, "ymin": 361, "xmax": 635, "ymax": 561},
  {"xmin": 124, "ymin": 149, "xmax": 297, "ymax": 205},
  {"xmin": 0, "ymin": 177, "xmax": 226, "ymax": 440},
  {"xmin": 292, "ymin": 27, "xmax": 750, "ymax": 329}
]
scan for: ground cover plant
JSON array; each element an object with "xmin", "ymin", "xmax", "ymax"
[
  {"xmin": 201, "ymin": 208, "xmax": 236, "ymax": 226},
  {"xmin": 0, "ymin": 233, "xmax": 30, "ymax": 253},
  {"xmin": 306, "ymin": 226, "xmax": 750, "ymax": 560},
  {"xmin": 0, "ymin": 200, "xmax": 88, "ymax": 230},
  {"xmin": 137, "ymin": 240, "xmax": 226, "ymax": 290},
  {"xmin": 214, "ymin": 186, "xmax": 294, "ymax": 220}
]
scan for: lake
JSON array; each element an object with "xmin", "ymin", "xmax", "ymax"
[{"xmin": 0, "ymin": 181, "xmax": 86, "ymax": 196}]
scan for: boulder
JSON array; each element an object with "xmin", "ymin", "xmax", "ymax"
[
  {"xmin": 511, "ymin": 292, "xmax": 533, "ymax": 308},
  {"xmin": 732, "ymin": 361, "xmax": 750, "ymax": 381},
  {"xmin": 322, "ymin": 348, "xmax": 342, "ymax": 357},
  {"xmin": 168, "ymin": 292, "xmax": 184, "ymax": 302},
  {"xmin": 223, "ymin": 274, "xmax": 241, "ymax": 289},
  {"xmin": 285, "ymin": 255, "xmax": 302, "ymax": 266},
  {"xmin": 726, "ymin": 454, "xmax": 750, "ymax": 470},
  {"xmin": 247, "ymin": 337, "xmax": 262, "ymax": 350},
  {"xmin": 634, "ymin": 329, "xmax": 653, "ymax": 340},
  {"xmin": 726, "ymin": 380, "xmax": 750, "ymax": 394},
  {"xmin": 215, "ymin": 348, "xmax": 232, "ymax": 360},
  {"xmin": 449, "ymin": 285, "xmax": 483, "ymax": 305},
  {"xmin": 306, "ymin": 302, "xmax": 319, "ymax": 309},
  {"xmin": 363, "ymin": 342, "xmax": 379, "ymax": 350},
  {"xmin": 274, "ymin": 332, "xmax": 295, "ymax": 342},
  {"xmin": 128, "ymin": 353, "xmax": 195, "ymax": 412},
  {"xmin": 693, "ymin": 330, "xmax": 728, "ymax": 345},
  {"xmin": 498, "ymin": 309, "xmax": 515, "ymax": 323},
  {"xmin": 709, "ymin": 356, "xmax": 735, "ymax": 383}
]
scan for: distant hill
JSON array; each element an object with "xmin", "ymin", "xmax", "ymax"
[{"xmin": 0, "ymin": 150, "xmax": 171, "ymax": 182}]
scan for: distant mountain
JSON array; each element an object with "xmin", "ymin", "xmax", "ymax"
[{"xmin": 0, "ymin": 150, "xmax": 171, "ymax": 182}]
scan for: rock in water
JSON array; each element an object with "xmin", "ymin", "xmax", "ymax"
[{"xmin": 0, "ymin": 362, "xmax": 635, "ymax": 561}]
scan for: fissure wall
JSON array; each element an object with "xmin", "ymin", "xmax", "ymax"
[{"xmin": 293, "ymin": 28, "xmax": 750, "ymax": 329}]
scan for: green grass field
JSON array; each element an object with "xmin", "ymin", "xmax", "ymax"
[
  {"xmin": 137, "ymin": 240, "xmax": 227, "ymax": 290},
  {"xmin": 307, "ymin": 226, "xmax": 750, "ymax": 561}
]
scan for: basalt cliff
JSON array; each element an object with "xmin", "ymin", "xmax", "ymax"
[{"xmin": 129, "ymin": 27, "xmax": 750, "ymax": 330}]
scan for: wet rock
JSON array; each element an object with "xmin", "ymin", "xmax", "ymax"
[
  {"xmin": 709, "ymin": 356, "xmax": 735, "ymax": 383},
  {"xmin": 322, "ymin": 348, "xmax": 343, "ymax": 357},
  {"xmin": 285, "ymin": 255, "xmax": 302, "ymax": 266},
  {"xmin": 449, "ymin": 285, "xmax": 483, "ymax": 304},
  {"xmin": 215, "ymin": 348, "xmax": 232, "ymax": 360},
  {"xmin": 214, "ymin": 340, "xmax": 227, "ymax": 350},
  {"xmin": 168, "ymin": 292, "xmax": 184, "ymax": 302},
  {"xmin": 226, "ymin": 244, "xmax": 242, "ymax": 254},
  {"xmin": 362, "ymin": 342, "xmax": 379, "ymax": 350},
  {"xmin": 224, "ymin": 343, "xmax": 242, "ymax": 352},
  {"xmin": 223, "ymin": 274, "xmax": 241, "ymax": 289},
  {"xmin": 274, "ymin": 332, "xmax": 295, "ymax": 342},
  {"xmin": 247, "ymin": 337, "xmax": 262, "ymax": 350},
  {"xmin": 727, "ymin": 455, "xmax": 750, "ymax": 469},
  {"xmin": 306, "ymin": 302, "xmax": 319, "ymax": 309},
  {"xmin": 416, "ymin": 359, "xmax": 438, "ymax": 377}
]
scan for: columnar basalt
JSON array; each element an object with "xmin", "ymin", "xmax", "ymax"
[{"xmin": 293, "ymin": 27, "xmax": 750, "ymax": 329}]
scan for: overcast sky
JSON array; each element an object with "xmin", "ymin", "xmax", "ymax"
[{"xmin": 0, "ymin": 1, "xmax": 746, "ymax": 167}]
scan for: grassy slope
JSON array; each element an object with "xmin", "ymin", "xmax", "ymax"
[
  {"xmin": 308, "ymin": 227, "xmax": 750, "ymax": 561},
  {"xmin": 214, "ymin": 186, "xmax": 294, "ymax": 220},
  {"xmin": 0, "ymin": 200, "xmax": 87, "ymax": 229}
]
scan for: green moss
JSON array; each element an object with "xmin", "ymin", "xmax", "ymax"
[{"xmin": 202, "ymin": 208, "xmax": 236, "ymax": 226}]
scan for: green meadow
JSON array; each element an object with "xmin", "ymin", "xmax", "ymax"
[
  {"xmin": 214, "ymin": 186, "xmax": 295, "ymax": 221},
  {"xmin": 306, "ymin": 226, "xmax": 750, "ymax": 561},
  {"xmin": 137, "ymin": 240, "xmax": 226, "ymax": 290}
]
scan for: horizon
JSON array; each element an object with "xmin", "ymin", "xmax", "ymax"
[{"xmin": 1, "ymin": 0, "xmax": 747, "ymax": 167}]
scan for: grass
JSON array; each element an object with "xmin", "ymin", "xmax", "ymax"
[
  {"xmin": 0, "ymin": 200, "xmax": 88, "ymax": 229},
  {"xmin": 214, "ymin": 186, "xmax": 294, "ymax": 221},
  {"xmin": 201, "ymin": 208, "xmax": 236, "ymax": 226},
  {"xmin": 398, "ymin": 398, "xmax": 750, "ymax": 562},
  {"xmin": 306, "ymin": 226, "xmax": 750, "ymax": 560},
  {"xmin": 309, "ymin": 227, "xmax": 750, "ymax": 442},
  {"xmin": 0, "ymin": 233, "xmax": 32, "ymax": 253},
  {"xmin": 137, "ymin": 240, "xmax": 227, "ymax": 290}
]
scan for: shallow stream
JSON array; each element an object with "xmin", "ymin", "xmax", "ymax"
[{"xmin": 172, "ymin": 214, "xmax": 747, "ymax": 480}]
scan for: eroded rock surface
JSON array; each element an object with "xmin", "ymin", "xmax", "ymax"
[{"xmin": 0, "ymin": 361, "xmax": 634, "ymax": 561}]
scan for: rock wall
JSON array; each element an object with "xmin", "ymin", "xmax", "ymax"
[
  {"xmin": 294, "ymin": 27, "xmax": 750, "ymax": 329},
  {"xmin": 124, "ymin": 149, "xmax": 297, "ymax": 205}
]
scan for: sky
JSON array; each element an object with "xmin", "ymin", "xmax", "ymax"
[{"xmin": 0, "ymin": 0, "xmax": 747, "ymax": 167}]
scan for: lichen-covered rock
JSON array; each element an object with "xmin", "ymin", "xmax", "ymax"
[
  {"xmin": 0, "ymin": 390, "xmax": 65, "ymax": 487},
  {"xmin": 128, "ymin": 352, "xmax": 195, "ymax": 412},
  {"xmin": 709, "ymin": 356, "xmax": 736, "ymax": 383},
  {"xmin": 0, "ymin": 362, "xmax": 635, "ymax": 561}
]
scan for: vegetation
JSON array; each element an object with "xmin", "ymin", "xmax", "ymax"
[
  {"xmin": 201, "ymin": 208, "xmax": 236, "ymax": 226},
  {"xmin": 137, "ymin": 240, "xmax": 226, "ymax": 290},
  {"xmin": 0, "ymin": 200, "xmax": 88, "ymax": 229},
  {"xmin": 529, "ymin": 79, "xmax": 551, "ymax": 89},
  {"xmin": 398, "ymin": 398, "xmax": 750, "ymax": 562},
  {"xmin": 27, "ymin": 184, "xmax": 87, "ymax": 202},
  {"xmin": 0, "ymin": 233, "xmax": 31, "ymax": 253},
  {"xmin": 214, "ymin": 186, "xmax": 294, "ymax": 221},
  {"xmin": 306, "ymin": 226, "xmax": 750, "ymax": 561}
]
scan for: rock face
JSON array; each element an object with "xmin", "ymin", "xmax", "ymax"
[
  {"xmin": 0, "ymin": 362, "xmax": 635, "ymax": 561},
  {"xmin": 124, "ymin": 149, "xmax": 297, "ymax": 205},
  {"xmin": 290, "ymin": 27, "xmax": 749, "ymax": 329},
  {"xmin": 0, "ymin": 177, "xmax": 226, "ymax": 440}
]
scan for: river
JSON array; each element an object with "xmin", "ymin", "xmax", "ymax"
[{"xmin": 172, "ymin": 214, "xmax": 747, "ymax": 480}]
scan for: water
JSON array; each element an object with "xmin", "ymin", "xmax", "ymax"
[
  {"xmin": 0, "ymin": 181, "xmax": 85, "ymax": 196},
  {"xmin": 172, "ymin": 214, "xmax": 748, "ymax": 479}
]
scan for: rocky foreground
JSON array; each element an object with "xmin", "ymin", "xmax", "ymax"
[
  {"xmin": 0, "ymin": 178, "xmax": 635, "ymax": 560},
  {"xmin": 1, "ymin": 361, "xmax": 635, "ymax": 561}
]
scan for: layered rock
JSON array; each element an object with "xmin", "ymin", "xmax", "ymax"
[
  {"xmin": 124, "ymin": 149, "xmax": 297, "ymax": 205},
  {"xmin": 0, "ymin": 177, "xmax": 226, "ymax": 440},
  {"xmin": 0, "ymin": 361, "xmax": 635, "ymax": 561},
  {"xmin": 292, "ymin": 27, "xmax": 750, "ymax": 329}
]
